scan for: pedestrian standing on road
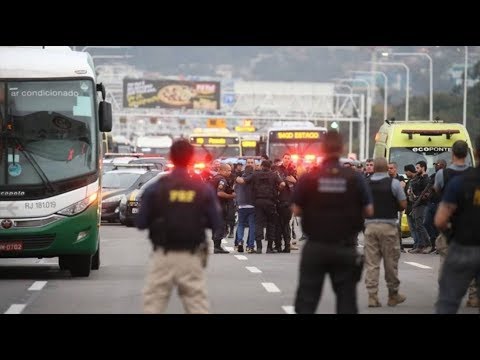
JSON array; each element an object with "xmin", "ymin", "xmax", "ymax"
[
  {"xmin": 434, "ymin": 135, "xmax": 480, "ymax": 313},
  {"xmin": 248, "ymin": 160, "xmax": 285, "ymax": 253},
  {"xmin": 136, "ymin": 139, "xmax": 223, "ymax": 314},
  {"xmin": 404, "ymin": 164, "xmax": 419, "ymax": 251},
  {"xmin": 364, "ymin": 157, "xmax": 407, "ymax": 308},
  {"xmin": 433, "ymin": 140, "xmax": 477, "ymax": 308},
  {"xmin": 409, "ymin": 161, "xmax": 432, "ymax": 253},
  {"xmin": 234, "ymin": 162, "xmax": 256, "ymax": 253},
  {"xmin": 209, "ymin": 163, "xmax": 235, "ymax": 254},
  {"xmin": 423, "ymin": 159, "xmax": 447, "ymax": 254},
  {"xmin": 292, "ymin": 131, "xmax": 373, "ymax": 314}
]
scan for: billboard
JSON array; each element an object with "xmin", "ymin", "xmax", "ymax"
[{"xmin": 123, "ymin": 79, "xmax": 220, "ymax": 109}]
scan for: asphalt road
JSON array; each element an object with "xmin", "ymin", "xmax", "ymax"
[{"xmin": 0, "ymin": 224, "xmax": 477, "ymax": 314}]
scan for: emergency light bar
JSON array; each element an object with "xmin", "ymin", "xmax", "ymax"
[
  {"xmin": 401, "ymin": 129, "xmax": 460, "ymax": 140},
  {"xmin": 104, "ymin": 153, "xmax": 144, "ymax": 158},
  {"xmin": 112, "ymin": 164, "xmax": 155, "ymax": 170}
]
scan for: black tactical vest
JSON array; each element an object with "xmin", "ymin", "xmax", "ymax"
[
  {"xmin": 451, "ymin": 167, "xmax": 480, "ymax": 246},
  {"xmin": 443, "ymin": 168, "xmax": 470, "ymax": 191},
  {"xmin": 301, "ymin": 166, "xmax": 364, "ymax": 243},
  {"xmin": 253, "ymin": 170, "xmax": 277, "ymax": 201},
  {"xmin": 367, "ymin": 177, "xmax": 398, "ymax": 219},
  {"xmin": 149, "ymin": 173, "xmax": 207, "ymax": 250}
]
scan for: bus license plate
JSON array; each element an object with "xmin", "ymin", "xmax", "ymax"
[
  {"xmin": 131, "ymin": 208, "xmax": 138, "ymax": 214},
  {"xmin": 0, "ymin": 242, "xmax": 23, "ymax": 251}
]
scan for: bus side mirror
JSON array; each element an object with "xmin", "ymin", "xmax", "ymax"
[
  {"xmin": 96, "ymin": 83, "xmax": 106, "ymax": 101},
  {"xmin": 99, "ymin": 101, "xmax": 112, "ymax": 132}
]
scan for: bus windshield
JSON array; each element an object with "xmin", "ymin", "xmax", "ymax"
[
  {"xmin": 267, "ymin": 129, "xmax": 325, "ymax": 160},
  {"xmin": 193, "ymin": 145, "xmax": 241, "ymax": 160},
  {"xmin": 0, "ymin": 80, "xmax": 97, "ymax": 187},
  {"xmin": 269, "ymin": 142, "xmax": 322, "ymax": 161},
  {"xmin": 389, "ymin": 147, "xmax": 474, "ymax": 175}
]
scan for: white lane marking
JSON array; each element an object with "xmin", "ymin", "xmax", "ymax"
[
  {"xmin": 234, "ymin": 255, "xmax": 248, "ymax": 260},
  {"xmin": 404, "ymin": 261, "xmax": 432, "ymax": 269},
  {"xmin": 28, "ymin": 281, "xmax": 47, "ymax": 291},
  {"xmin": 4, "ymin": 304, "xmax": 26, "ymax": 314},
  {"xmin": 357, "ymin": 244, "xmax": 364, "ymax": 248},
  {"xmin": 246, "ymin": 266, "xmax": 262, "ymax": 273},
  {"xmin": 282, "ymin": 305, "xmax": 295, "ymax": 314},
  {"xmin": 221, "ymin": 239, "xmax": 227, "ymax": 244},
  {"xmin": 262, "ymin": 282, "xmax": 281, "ymax": 293},
  {"xmin": 225, "ymin": 247, "xmax": 234, "ymax": 252}
]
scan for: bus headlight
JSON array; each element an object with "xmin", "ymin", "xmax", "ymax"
[{"xmin": 57, "ymin": 193, "xmax": 98, "ymax": 216}]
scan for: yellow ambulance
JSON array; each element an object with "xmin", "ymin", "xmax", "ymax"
[{"xmin": 372, "ymin": 120, "xmax": 475, "ymax": 237}]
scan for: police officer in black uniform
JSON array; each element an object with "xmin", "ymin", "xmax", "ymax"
[
  {"xmin": 210, "ymin": 163, "xmax": 235, "ymax": 253},
  {"xmin": 248, "ymin": 160, "xmax": 285, "ymax": 253},
  {"xmin": 434, "ymin": 135, "xmax": 480, "ymax": 313},
  {"xmin": 225, "ymin": 163, "xmax": 238, "ymax": 238},
  {"xmin": 276, "ymin": 153, "xmax": 298, "ymax": 252},
  {"xmin": 292, "ymin": 131, "xmax": 373, "ymax": 314},
  {"xmin": 136, "ymin": 139, "xmax": 222, "ymax": 314}
]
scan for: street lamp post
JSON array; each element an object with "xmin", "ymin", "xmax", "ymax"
[
  {"xmin": 369, "ymin": 61, "xmax": 410, "ymax": 121},
  {"xmin": 382, "ymin": 51, "xmax": 433, "ymax": 121},
  {"xmin": 350, "ymin": 70, "xmax": 388, "ymax": 121},
  {"xmin": 334, "ymin": 83, "xmax": 353, "ymax": 154},
  {"xmin": 336, "ymin": 78, "xmax": 372, "ymax": 158}
]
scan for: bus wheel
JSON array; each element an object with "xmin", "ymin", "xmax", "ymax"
[
  {"xmin": 91, "ymin": 245, "xmax": 100, "ymax": 270},
  {"xmin": 59, "ymin": 256, "xmax": 70, "ymax": 270},
  {"xmin": 69, "ymin": 255, "xmax": 92, "ymax": 277}
]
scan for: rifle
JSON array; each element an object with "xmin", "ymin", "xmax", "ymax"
[{"xmin": 409, "ymin": 182, "xmax": 433, "ymax": 215}]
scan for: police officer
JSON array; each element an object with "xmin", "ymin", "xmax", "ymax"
[
  {"xmin": 292, "ymin": 131, "xmax": 373, "ymax": 314},
  {"xmin": 364, "ymin": 157, "xmax": 407, "ymax": 308},
  {"xmin": 277, "ymin": 153, "xmax": 298, "ymax": 252},
  {"xmin": 422, "ymin": 159, "xmax": 447, "ymax": 254},
  {"xmin": 136, "ymin": 139, "xmax": 222, "ymax": 314},
  {"xmin": 225, "ymin": 162, "xmax": 238, "ymax": 238},
  {"xmin": 248, "ymin": 160, "xmax": 285, "ymax": 253},
  {"xmin": 434, "ymin": 135, "xmax": 480, "ymax": 314},
  {"xmin": 433, "ymin": 140, "xmax": 477, "ymax": 307},
  {"xmin": 210, "ymin": 163, "xmax": 235, "ymax": 253}
]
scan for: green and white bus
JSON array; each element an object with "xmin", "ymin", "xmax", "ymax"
[{"xmin": 0, "ymin": 46, "xmax": 112, "ymax": 277}]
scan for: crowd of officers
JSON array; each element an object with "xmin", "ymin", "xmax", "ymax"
[
  {"xmin": 292, "ymin": 133, "xmax": 480, "ymax": 314},
  {"xmin": 135, "ymin": 133, "xmax": 480, "ymax": 314},
  {"xmin": 206, "ymin": 154, "xmax": 301, "ymax": 254}
]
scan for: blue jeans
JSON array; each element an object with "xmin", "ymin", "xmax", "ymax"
[
  {"xmin": 423, "ymin": 202, "xmax": 439, "ymax": 245},
  {"xmin": 436, "ymin": 242, "xmax": 480, "ymax": 314},
  {"xmin": 412, "ymin": 205, "xmax": 431, "ymax": 248},
  {"xmin": 236, "ymin": 207, "xmax": 255, "ymax": 249},
  {"xmin": 406, "ymin": 213, "xmax": 419, "ymax": 248}
]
